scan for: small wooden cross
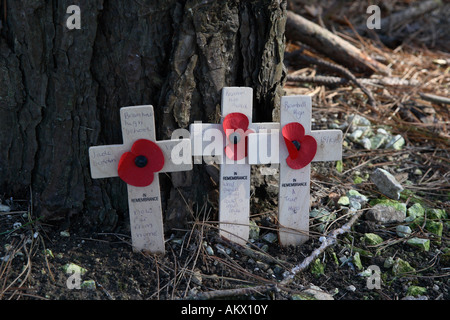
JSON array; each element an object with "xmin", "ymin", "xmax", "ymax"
[
  {"xmin": 248, "ymin": 95, "xmax": 342, "ymax": 246},
  {"xmin": 190, "ymin": 87, "xmax": 278, "ymax": 245},
  {"xmin": 89, "ymin": 105, "xmax": 192, "ymax": 254}
]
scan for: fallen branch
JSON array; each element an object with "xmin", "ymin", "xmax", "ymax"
[
  {"xmin": 286, "ymin": 75, "xmax": 420, "ymax": 87},
  {"xmin": 419, "ymin": 92, "xmax": 450, "ymax": 105},
  {"xmin": 285, "ymin": 50, "xmax": 377, "ymax": 107},
  {"xmin": 188, "ymin": 284, "xmax": 277, "ymax": 300},
  {"xmin": 286, "ymin": 10, "xmax": 390, "ymax": 75},
  {"xmin": 280, "ymin": 210, "xmax": 363, "ymax": 286}
]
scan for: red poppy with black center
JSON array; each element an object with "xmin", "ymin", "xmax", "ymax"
[
  {"xmin": 117, "ymin": 139, "xmax": 165, "ymax": 187},
  {"xmin": 282, "ymin": 122, "xmax": 317, "ymax": 170},
  {"xmin": 223, "ymin": 113, "xmax": 254, "ymax": 161}
]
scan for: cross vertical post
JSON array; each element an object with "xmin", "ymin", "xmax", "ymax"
[
  {"xmin": 190, "ymin": 87, "xmax": 278, "ymax": 245},
  {"xmin": 248, "ymin": 95, "xmax": 342, "ymax": 246},
  {"xmin": 89, "ymin": 105, "xmax": 192, "ymax": 254}
]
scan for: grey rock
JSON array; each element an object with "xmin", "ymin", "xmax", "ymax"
[
  {"xmin": 370, "ymin": 168, "xmax": 404, "ymax": 200},
  {"xmin": 346, "ymin": 190, "xmax": 368, "ymax": 209},
  {"xmin": 360, "ymin": 137, "xmax": 372, "ymax": 149},
  {"xmin": 385, "ymin": 135, "xmax": 405, "ymax": 150},
  {"xmin": 348, "ymin": 114, "xmax": 371, "ymax": 131},
  {"xmin": 0, "ymin": 204, "xmax": 10, "ymax": 212},
  {"xmin": 249, "ymin": 220, "xmax": 260, "ymax": 240},
  {"xmin": 366, "ymin": 204, "xmax": 406, "ymax": 224},
  {"xmin": 205, "ymin": 245, "xmax": 214, "ymax": 256},
  {"xmin": 262, "ymin": 233, "xmax": 278, "ymax": 243},
  {"xmin": 302, "ymin": 285, "xmax": 334, "ymax": 300},
  {"xmin": 401, "ymin": 295, "xmax": 428, "ymax": 300},
  {"xmin": 396, "ymin": 225, "xmax": 412, "ymax": 238}
]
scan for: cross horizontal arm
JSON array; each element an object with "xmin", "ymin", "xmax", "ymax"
[
  {"xmin": 89, "ymin": 144, "xmax": 127, "ymax": 179},
  {"xmin": 89, "ymin": 138, "xmax": 191, "ymax": 179},
  {"xmin": 310, "ymin": 129, "xmax": 342, "ymax": 162},
  {"xmin": 158, "ymin": 139, "xmax": 192, "ymax": 173},
  {"xmin": 190, "ymin": 123, "xmax": 224, "ymax": 157},
  {"xmin": 247, "ymin": 129, "xmax": 342, "ymax": 165}
]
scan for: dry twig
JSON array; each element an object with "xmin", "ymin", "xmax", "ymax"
[{"xmin": 281, "ymin": 210, "xmax": 364, "ymax": 286}]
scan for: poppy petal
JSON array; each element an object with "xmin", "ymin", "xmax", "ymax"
[
  {"xmin": 282, "ymin": 122, "xmax": 305, "ymax": 160},
  {"xmin": 224, "ymin": 128, "xmax": 254, "ymax": 161},
  {"xmin": 282, "ymin": 122, "xmax": 317, "ymax": 170},
  {"xmin": 130, "ymin": 139, "xmax": 165, "ymax": 173},
  {"xmin": 117, "ymin": 139, "xmax": 165, "ymax": 187},
  {"xmin": 223, "ymin": 113, "xmax": 249, "ymax": 135},
  {"xmin": 118, "ymin": 152, "xmax": 155, "ymax": 187}
]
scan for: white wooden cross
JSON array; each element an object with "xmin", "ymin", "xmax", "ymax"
[
  {"xmin": 190, "ymin": 87, "xmax": 278, "ymax": 245},
  {"xmin": 89, "ymin": 105, "xmax": 192, "ymax": 254},
  {"xmin": 248, "ymin": 95, "xmax": 342, "ymax": 246}
]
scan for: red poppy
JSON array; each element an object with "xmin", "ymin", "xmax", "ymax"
[
  {"xmin": 282, "ymin": 122, "xmax": 317, "ymax": 170},
  {"xmin": 223, "ymin": 113, "xmax": 254, "ymax": 161},
  {"xmin": 117, "ymin": 139, "xmax": 165, "ymax": 187}
]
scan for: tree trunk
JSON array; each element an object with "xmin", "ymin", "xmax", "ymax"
[{"xmin": 0, "ymin": 0, "xmax": 286, "ymax": 232}]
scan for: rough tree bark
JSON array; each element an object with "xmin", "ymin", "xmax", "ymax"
[{"xmin": 0, "ymin": 0, "xmax": 286, "ymax": 232}]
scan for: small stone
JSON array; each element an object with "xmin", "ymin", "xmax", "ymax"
[
  {"xmin": 385, "ymin": 135, "xmax": 405, "ymax": 150},
  {"xmin": 407, "ymin": 203, "xmax": 425, "ymax": 221},
  {"xmin": 249, "ymin": 220, "xmax": 260, "ymax": 240},
  {"xmin": 60, "ymin": 230, "xmax": 70, "ymax": 238},
  {"xmin": 301, "ymin": 285, "xmax": 334, "ymax": 300},
  {"xmin": 370, "ymin": 168, "xmax": 404, "ymax": 200},
  {"xmin": 370, "ymin": 130, "xmax": 389, "ymax": 149},
  {"xmin": 81, "ymin": 280, "xmax": 96, "ymax": 290},
  {"xmin": 63, "ymin": 263, "xmax": 87, "ymax": 275},
  {"xmin": 349, "ymin": 129, "xmax": 364, "ymax": 142},
  {"xmin": 396, "ymin": 225, "xmax": 412, "ymax": 238},
  {"xmin": 384, "ymin": 257, "xmax": 395, "ymax": 268},
  {"xmin": 366, "ymin": 204, "xmax": 406, "ymax": 224},
  {"xmin": 205, "ymin": 245, "xmax": 214, "ymax": 256},
  {"xmin": 402, "ymin": 295, "xmax": 428, "ymax": 300},
  {"xmin": 214, "ymin": 244, "xmax": 230, "ymax": 255},
  {"xmin": 348, "ymin": 114, "xmax": 371, "ymax": 130},
  {"xmin": 338, "ymin": 196, "xmax": 350, "ymax": 206},
  {"xmin": 0, "ymin": 203, "xmax": 11, "ymax": 212},
  {"xmin": 407, "ymin": 237, "xmax": 430, "ymax": 251},
  {"xmin": 347, "ymin": 190, "xmax": 368, "ymax": 208},
  {"xmin": 392, "ymin": 258, "xmax": 415, "ymax": 275},
  {"xmin": 413, "ymin": 168, "xmax": 423, "ymax": 176},
  {"xmin": 346, "ymin": 285, "xmax": 356, "ymax": 292},
  {"xmin": 406, "ymin": 285, "xmax": 427, "ymax": 297},
  {"xmin": 261, "ymin": 232, "xmax": 278, "ymax": 243},
  {"xmin": 353, "ymin": 176, "xmax": 364, "ymax": 184},
  {"xmin": 360, "ymin": 137, "xmax": 372, "ymax": 149},
  {"xmin": 370, "ymin": 199, "xmax": 406, "ymax": 213},
  {"xmin": 364, "ymin": 233, "xmax": 383, "ymax": 245},
  {"xmin": 353, "ymin": 252, "xmax": 363, "ymax": 270},
  {"xmin": 426, "ymin": 208, "xmax": 447, "ymax": 220},
  {"xmin": 425, "ymin": 220, "xmax": 443, "ymax": 238},
  {"xmin": 349, "ymin": 198, "xmax": 362, "ymax": 210}
]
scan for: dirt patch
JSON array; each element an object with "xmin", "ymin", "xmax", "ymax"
[{"xmin": 1, "ymin": 187, "xmax": 448, "ymax": 300}]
